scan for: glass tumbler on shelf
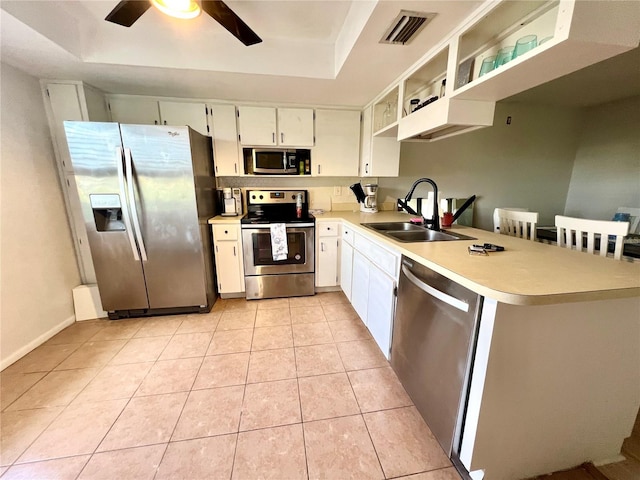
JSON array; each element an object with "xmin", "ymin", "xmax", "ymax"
[
  {"xmin": 513, "ymin": 34, "xmax": 538, "ymax": 59},
  {"xmin": 479, "ymin": 55, "xmax": 497, "ymax": 77},
  {"xmin": 495, "ymin": 46, "xmax": 515, "ymax": 67}
]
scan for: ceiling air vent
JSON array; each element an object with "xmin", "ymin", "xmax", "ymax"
[{"xmin": 380, "ymin": 11, "xmax": 436, "ymax": 45}]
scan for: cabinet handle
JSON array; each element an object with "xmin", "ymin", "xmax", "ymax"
[
  {"xmin": 233, "ymin": 246, "xmax": 237, "ymax": 256},
  {"xmin": 365, "ymin": 163, "xmax": 369, "ymax": 174},
  {"xmin": 215, "ymin": 165, "xmax": 219, "ymax": 173},
  {"xmin": 154, "ymin": 120, "xmax": 158, "ymax": 125},
  {"xmin": 234, "ymin": 163, "xmax": 237, "ymax": 173},
  {"xmin": 317, "ymin": 165, "xmax": 321, "ymax": 174},
  {"xmin": 272, "ymin": 132, "xmax": 275, "ymax": 143},
  {"xmin": 321, "ymin": 242, "xmax": 325, "ymax": 252},
  {"xmin": 281, "ymin": 132, "xmax": 284, "ymax": 143},
  {"xmin": 215, "ymin": 245, "xmax": 219, "ymax": 252}
]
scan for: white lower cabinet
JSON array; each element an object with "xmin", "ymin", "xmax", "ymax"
[
  {"xmin": 340, "ymin": 227, "xmax": 354, "ymax": 300},
  {"xmin": 344, "ymin": 228, "xmax": 400, "ymax": 359},
  {"xmin": 315, "ymin": 221, "xmax": 340, "ymax": 287},
  {"xmin": 351, "ymin": 250, "xmax": 370, "ymax": 322},
  {"xmin": 212, "ymin": 224, "xmax": 245, "ymax": 294}
]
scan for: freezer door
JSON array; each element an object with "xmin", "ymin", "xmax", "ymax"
[
  {"xmin": 120, "ymin": 124, "xmax": 209, "ymax": 309},
  {"xmin": 63, "ymin": 121, "xmax": 149, "ymax": 311}
]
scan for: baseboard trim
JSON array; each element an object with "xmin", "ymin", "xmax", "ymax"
[{"xmin": 1, "ymin": 315, "xmax": 76, "ymax": 371}]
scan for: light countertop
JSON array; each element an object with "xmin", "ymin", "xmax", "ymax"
[
  {"xmin": 314, "ymin": 211, "xmax": 640, "ymax": 306},
  {"xmin": 207, "ymin": 211, "xmax": 640, "ymax": 305}
]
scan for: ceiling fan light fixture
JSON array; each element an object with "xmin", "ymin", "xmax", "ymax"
[{"xmin": 151, "ymin": 0, "xmax": 201, "ymax": 19}]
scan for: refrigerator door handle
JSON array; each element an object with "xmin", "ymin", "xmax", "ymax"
[
  {"xmin": 124, "ymin": 147, "xmax": 148, "ymax": 262},
  {"xmin": 116, "ymin": 147, "xmax": 140, "ymax": 261}
]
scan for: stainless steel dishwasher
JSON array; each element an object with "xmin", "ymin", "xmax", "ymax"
[{"xmin": 391, "ymin": 255, "xmax": 482, "ymax": 465}]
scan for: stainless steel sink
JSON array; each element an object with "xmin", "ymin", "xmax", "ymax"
[
  {"xmin": 362, "ymin": 222, "xmax": 426, "ymax": 232},
  {"xmin": 385, "ymin": 229, "xmax": 476, "ymax": 243},
  {"xmin": 361, "ymin": 222, "xmax": 475, "ymax": 243}
]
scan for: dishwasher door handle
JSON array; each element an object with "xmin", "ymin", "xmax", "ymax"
[{"xmin": 401, "ymin": 264, "xmax": 469, "ymax": 313}]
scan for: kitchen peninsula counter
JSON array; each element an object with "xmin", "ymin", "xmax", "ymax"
[
  {"xmin": 317, "ymin": 210, "xmax": 640, "ymax": 479},
  {"xmin": 314, "ymin": 211, "xmax": 640, "ymax": 306}
]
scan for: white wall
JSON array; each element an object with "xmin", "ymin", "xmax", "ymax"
[
  {"xmin": 1, "ymin": 63, "xmax": 80, "ymax": 368},
  {"xmin": 378, "ymin": 102, "xmax": 584, "ymax": 231},
  {"xmin": 564, "ymin": 96, "xmax": 640, "ymax": 220}
]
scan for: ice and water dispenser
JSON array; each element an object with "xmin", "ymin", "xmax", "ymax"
[{"xmin": 90, "ymin": 194, "xmax": 126, "ymax": 232}]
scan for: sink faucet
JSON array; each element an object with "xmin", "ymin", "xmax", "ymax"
[{"xmin": 398, "ymin": 178, "xmax": 440, "ymax": 231}]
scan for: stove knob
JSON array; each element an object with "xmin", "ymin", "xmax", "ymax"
[
  {"xmin": 259, "ymin": 195, "xmax": 264, "ymax": 199},
  {"xmin": 251, "ymin": 195, "xmax": 256, "ymax": 200}
]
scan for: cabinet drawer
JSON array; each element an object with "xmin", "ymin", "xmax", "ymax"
[
  {"xmin": 212, "ymin": 224, "xmax": 239, "ymax": 241},
  {"xmin": 341, "ymin": 224, "xmax": 354, "ymax": 245},
  {"xmin": 318, "ymin": 222, "xmax": 340, "ymax": 237},
  {"xmin": 354, "ymin": 233, "xmax": 399, "ymax": 279}
]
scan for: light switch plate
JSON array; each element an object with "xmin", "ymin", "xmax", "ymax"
[{"xmin": 333, "ymin": 186, "xmax": 342, "ymax": 196}]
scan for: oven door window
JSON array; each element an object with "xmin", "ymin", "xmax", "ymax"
[{"xmin": 252, "ymin": 231, "xmax": 306, "ymax": 265}]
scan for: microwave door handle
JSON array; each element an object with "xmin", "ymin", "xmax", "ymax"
[
  {"xmin": 116, "ymin": 147, "xmax": 140, "ymax": 261},
  {"xmin": 124, "ymin": 148, "xmax": 148, "ymax": 262}
]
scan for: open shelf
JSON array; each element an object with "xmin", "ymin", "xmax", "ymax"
[
  {"xmin": 402, "ymin": 45, "xmax": 449, "ymax": 120},
  {"xmin": 372, "ymin": 86, "xmax": 400, "ymax": 135}
]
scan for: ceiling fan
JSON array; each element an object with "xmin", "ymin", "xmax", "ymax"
[{"xmin": 104, "ymin": 0, "xmax": 262, "ymax": 46}]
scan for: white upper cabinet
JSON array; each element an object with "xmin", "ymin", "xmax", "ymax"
[
  {"xmin": 45, "ymin": 83, "xmax": 86, "ymax": 174},
  {"xmin": 109, "ymin": 97, "xmax": 210, "ymax": 136},
  {"xmin": 108, "ymin": 96, "xmax": 161, "ymax": 125},
  {"xmin": 158, "ymin": 101, "xmax": 209, "ymax": 136},
  {"xmin": 277, "ymin": 108, "xmax": 314, "ymax": 146},
  {"xmin": 209, "ymin": 104, "xmax": 241, "ymax": 176},
  {"xmin": 313, "ymin": 109, "xmax": 360, "ymax": 177},
  {"xmin": 360, "ymin": 105, "xmax": 400, "ymax": 177},
  {"xmin": 237, "ymin": 106, "xmax": 277, "ymax": 145},
  {"xmin": 238, "ymin": 106, "xmax": 314, "ymax": 147}
]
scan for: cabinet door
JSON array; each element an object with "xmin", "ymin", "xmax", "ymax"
[
  {"xmin": 214, "ymin": 240, "xmax": 244, "ymax": 293},
  {"xmin": 83, "ymin": 86, "xmax": 111, "ymax": 122},
  {"xmin": 313, "ymin": 109, "xmax": 360, "ymax": 177},
  {"xmin": 351, "ymin": 250, "xmax": 370, "ymax": 324},
  {"xmin": 367, "ymin": 264, "xmax": 395, "ymax": 359},
  {"xmin": 210, "ymin": 104, "xmax": 240, "ymax": 176},
  {"xmin": 158, "ymin": 101, "xmax": 209, "ymax": 136},
  {"xmin": 64, "ymin": 174, "xmax": 97, "ymax": 284},
  {"xmin": 360, "ymin": 105, "xmax": 400, "ymax": 177},
  {"xmin": 237, "ymin": 106, "xmax": 277, "ymax": 145},
  {"xmin": 340, "ymin": 240, "xmax": 354, "ymax": 300},
  {"xmin": 108, "ymin": 97, "xmax": 160, "ymax": 125},
  {"xmin": 277, "ymin": 108, "xmax": 314, "ymax": 146},
  {"xmin": 360, "ymin": 106, "xmax": 373, "ymax": 176},
  {"xmin": 46, "ymin": 83, "xmax": 85, "ymax": 173},
  {"xmin": 316, "ymin": 236, "xmax": 339, "ymax": 287}
]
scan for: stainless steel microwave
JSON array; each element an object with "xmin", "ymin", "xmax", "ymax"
[{"xmin": 243, "ymin": 148, "xmax": 310, "ymax": 175}]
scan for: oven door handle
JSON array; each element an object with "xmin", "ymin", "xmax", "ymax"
[{"xmin": 241, "ymin": 223, "xmax": 315, "ymax": 229}]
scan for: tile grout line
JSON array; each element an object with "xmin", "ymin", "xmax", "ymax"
[{"xmin": 292, "ymin": 321, "xmax": 311, "ymax": 480}]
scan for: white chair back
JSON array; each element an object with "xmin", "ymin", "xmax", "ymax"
[
  {"xmin": 495, "ymin": 208, "xmax": 539, "ymax": 241},
  {"xmin": 493, "ymin": 207, "xmax": 529, "ymax": 233},
  {"xmin": 555, "ymin": 215, "xmax": 630, "ymax": 260}
]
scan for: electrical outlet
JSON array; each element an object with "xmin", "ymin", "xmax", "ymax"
[{"xmin": 333, "ymin": 186, "xmax": 342, "ymax": 196}]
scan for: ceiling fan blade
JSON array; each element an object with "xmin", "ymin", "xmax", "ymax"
[
  {"xmin": 201, "ymin": 0, "xmax": 262, "ymax": 46},
  {"xmin": 105, "ymin": 0, "xmax": 151, "ymax": 27}
]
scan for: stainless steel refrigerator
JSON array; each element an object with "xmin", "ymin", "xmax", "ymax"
[{"xmin": 63, "ymin": 121, "xmax": 217, "ymax": 319}]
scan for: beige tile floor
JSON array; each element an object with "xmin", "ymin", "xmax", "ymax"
[{"xmin": 1, "ymin": 292, "xmax": 461, "ymax": 480}]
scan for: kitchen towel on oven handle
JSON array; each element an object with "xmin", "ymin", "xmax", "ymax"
[{"xmin": 270, "ymin": 223, "xmax": 288, "ymax": 261}]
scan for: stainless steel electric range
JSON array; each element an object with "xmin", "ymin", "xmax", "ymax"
[{"xmin": 241, "ymin": 190, "xmax": 315, "ymax": 299}]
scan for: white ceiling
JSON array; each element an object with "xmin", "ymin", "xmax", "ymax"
[{"xmin": 0, "ymin": 0, "xmax": 483, "ymax": 107}]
